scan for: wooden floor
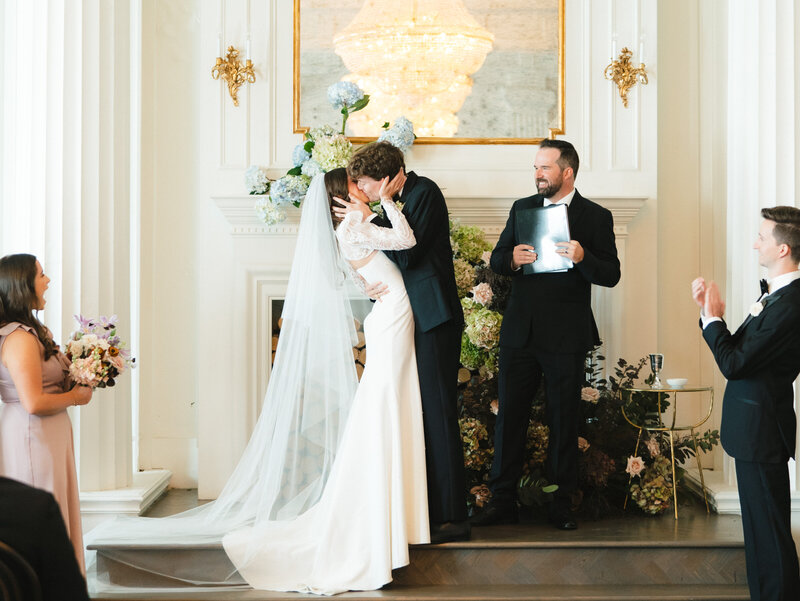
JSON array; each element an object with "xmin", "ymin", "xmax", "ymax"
[
  {"xmin": 141, "ymin": 488, "xmax": 742, "ymax": 548},
  {"xmin": 87, "ymin": 489, "xmax": 756, "ymax": 600}
]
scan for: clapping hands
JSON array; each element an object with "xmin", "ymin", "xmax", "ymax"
[{"xmin": 691, "ymin": 277, "xmax": 726, "ymax": 318}]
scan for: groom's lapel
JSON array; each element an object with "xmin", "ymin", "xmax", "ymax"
[{"xmin": 399, "ymin": 171, "xmax": 420, "ymax": 212}]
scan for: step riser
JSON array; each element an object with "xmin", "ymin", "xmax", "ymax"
[
  {"xmin": 95, "ymin": 546, "xmax": 747, "ymax": 588},
  {"xmin": 399, "ymin": 547, "xmax": 746, "ymax": 586}
]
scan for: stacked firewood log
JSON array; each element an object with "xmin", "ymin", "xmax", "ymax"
[{"xmin": 271, "ymin": 317, "xmax": 367, "ymax": 380}]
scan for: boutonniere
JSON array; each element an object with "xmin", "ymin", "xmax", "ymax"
[
  {"xmin": 368, "ymin": 200, "xmax": 404, "ymax": 218},
  {"xmin": 749, "ymin": 302, "xmax": 764, "ymax": 317}
]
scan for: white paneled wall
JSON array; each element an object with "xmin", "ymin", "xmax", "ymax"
[{"xmin": 189, "ymin": 0, "xmax": 658, "ymax": 497}]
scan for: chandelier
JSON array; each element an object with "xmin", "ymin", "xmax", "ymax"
[{"xmin": 333, "ymin": 0, "xmax": 494, "ymax": 138}]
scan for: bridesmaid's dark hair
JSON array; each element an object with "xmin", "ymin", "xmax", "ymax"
[
  {"xmin": 324, "ymin": 167, "xmax": 349, "ymax": 227},
  {"xmin": 0, "ymin": 254, "xmax": 59, "ymax": 360}
]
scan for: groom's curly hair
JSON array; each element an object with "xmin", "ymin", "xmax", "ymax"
[{"xmin": 347, "ymin": 142, "xmax": 405, "ymax": 182}]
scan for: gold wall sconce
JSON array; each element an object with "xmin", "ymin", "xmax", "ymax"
[
  {"xmin": 212, "ymin": 45, "xmax": 256, "ymax": 106},
  {"xmin": 604, "ymin": 47, "xmax": 648, "ymax": 108}
]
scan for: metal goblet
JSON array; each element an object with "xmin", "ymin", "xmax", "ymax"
[{"xmin": 649, "ymin": 353, "xmax": 664, "ymax": 389}]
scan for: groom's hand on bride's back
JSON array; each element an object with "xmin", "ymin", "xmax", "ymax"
[{"xmin": 365, "ymin": 280, "xmax": 389, "ymax": 302}]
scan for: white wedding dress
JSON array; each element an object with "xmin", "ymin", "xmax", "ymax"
[
  {"xmin": 222, "ymin": 197, "xmax": 429, "ymax": 593},
  {"xmin": 87, "ymin": 176, "xmax": 427, "ymax": 595}
]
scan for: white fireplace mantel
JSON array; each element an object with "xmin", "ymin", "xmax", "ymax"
[{"xmin": 212, "ymin": 195, "xmax": 647, "ymax": 240}]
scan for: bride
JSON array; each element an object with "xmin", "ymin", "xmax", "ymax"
[{"xmin": 88, "ymin": 168, "xmax": 429, "ymax": 594}]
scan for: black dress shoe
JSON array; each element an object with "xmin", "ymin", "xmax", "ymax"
[
  {"xmin": 470, "ymin": 501, "xmax": 519, "ymax": 527},
  {"xmin": 548, "ymin": 508, "xmax": 577, "ymax": 530},
  {"xmin": 430, "ymin": 520, "xmax": 471, "ymax": 544}
]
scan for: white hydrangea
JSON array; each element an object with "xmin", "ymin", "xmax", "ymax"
[
  {"xmin": 255, "ymin": 196, "xmax": 287, "ymax": 226},
  {"xmin": 244, "ymin": 165, "xmax": 271, "ymax": 195},
  {"xmin": 311, "ymin": 134, "xmax": 353, "ymax": 171},
  {"xmin": 308, "ymin": 125, "xmax": 338, "ymax": 140}
]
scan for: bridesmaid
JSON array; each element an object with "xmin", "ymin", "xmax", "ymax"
[{"xmin": 0, "ymin": 254, "xmax": 92, "ymax": 573}]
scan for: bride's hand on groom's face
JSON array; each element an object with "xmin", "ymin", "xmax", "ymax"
[
  {"xmin": 379, "ymin": 168, "xmax": 406, "ymax": 200},
  {"xmin": 332, "ymin": 195, "xmax": 372, "ymax": 221}
]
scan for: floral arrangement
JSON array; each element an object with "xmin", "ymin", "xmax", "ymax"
[
  {"xmin": 452, "ymin": 222, "xmax": 720, "ymax": 517},
  {"xmin": 251, "ymin": 81, "xmax": 415, "ymax": 226},
  {"xmin": 244, "ymin": 166, "xmax": 271, "ymax": 195},
  {"xmin": 64, "ymin": 315, "xmax": 135, "ymax": 388}
]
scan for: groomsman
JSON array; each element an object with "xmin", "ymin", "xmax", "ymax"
[
  {"xmin": 692, "ymin": 206, "xmax": 800, "ymax": 601},
  {"xmin": 473, "ymin": 139, "xmax": 620, "ymax": 530}
]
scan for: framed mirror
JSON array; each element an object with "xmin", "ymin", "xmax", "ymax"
[{"xmin": 293, "ymin": 0, "xmax": 565, "ymax": 144}]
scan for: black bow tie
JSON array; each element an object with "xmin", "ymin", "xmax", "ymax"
[{"xmin": 760, "ymin": 279, "xmax": 769, "ymax": 295}]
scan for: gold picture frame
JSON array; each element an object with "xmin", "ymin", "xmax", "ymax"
[{"xmin": 293, "ymin": 0, "xmax": 565, "ymax": 145}]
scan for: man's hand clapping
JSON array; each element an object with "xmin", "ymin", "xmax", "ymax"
[{"xmin": 691, "ymin": 276, "xmax": 726, "ymax": 319}]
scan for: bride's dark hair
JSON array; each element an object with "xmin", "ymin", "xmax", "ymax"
[
  {"xmin": 324, "ymin": 167, "xmax": 350, "ymax": 226},
  {"xmin": 0, "ymin": 253, "xmax": 59, "ymax": 360}
]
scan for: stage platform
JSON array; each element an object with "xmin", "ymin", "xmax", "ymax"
[{"xmin": 88, "ymin": 490, "xmax": 750, "ymax": 601}]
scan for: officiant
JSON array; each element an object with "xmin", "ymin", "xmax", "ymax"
[{"xmin": 472, "ymin": 139, "xmax": 620, "ymax": 530}]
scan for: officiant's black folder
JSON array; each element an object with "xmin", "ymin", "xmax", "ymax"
[{"xmin": 515, "ymin": 204, "xmax": 573, "ymax": 275}]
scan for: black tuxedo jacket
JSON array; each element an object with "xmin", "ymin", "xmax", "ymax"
[
  {"xmin": 702, "ymin": 278, "xmax": 800, "ymax": 463},
  {"xmin": 376, "ymin": 171, "xmax": 463, "ymax": 332},
  {"xmin": 0, "ymin": 477, "xmax": 89, "ymax": 601},
  {"xmin": 490, "ymin": 190, "xmax": 620, "ymax": 352}
]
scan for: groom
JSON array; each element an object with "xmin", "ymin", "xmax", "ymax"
[
  {"xmin": 337, "ymin": 141, "xmax": 469, "ymax": 544},
  {"xmin": 692, "ymin": 206, "xmax": 800, "ymax": 601}
]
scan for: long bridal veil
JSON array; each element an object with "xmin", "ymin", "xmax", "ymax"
[{"xmin": 87, "ymin": 174, "xmax": 360, "ymax": 587}]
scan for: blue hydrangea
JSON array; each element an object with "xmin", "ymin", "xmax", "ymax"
[
  {"xmin": 292, "ymin": 144, "xmax": 311, "ymax": 167},
  {"xmin": 301, "ymin": 159, "xmax": 324, "ymax": 178},
  {"xmin": 327, "ymin": 81, "xmax": 364, "ymax": 110},
  {"xmin": 378, "ymin": 116, "xmax": 415, "ymax": 153},
  {"xmin": 270, "ymin": 175, "xmax": 311, "ymax": 206}
]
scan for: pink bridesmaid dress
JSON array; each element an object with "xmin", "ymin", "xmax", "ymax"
[{"xmin": 0, "ymin": 322, "xmax": 85, "ymax": 573}]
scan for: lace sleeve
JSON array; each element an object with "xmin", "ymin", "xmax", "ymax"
[
  {"xmin": 343, "ymin": 261, "xmax": 369, "ymax": 296},
  {"xmin": 338, "ymin": 200, "xmax": 416, "ymax": 251}
]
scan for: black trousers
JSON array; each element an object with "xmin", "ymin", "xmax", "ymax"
[
  {"xmin": 489, "ymin": 343, "xmax": 584, "ymax": 504},
  {"xmin": 415, "ymin": 318, "xmax": 467, "ymax": 524},
  {"xmin": 735, "ymin": 459, "xmax": 800, "ymax": 601}
]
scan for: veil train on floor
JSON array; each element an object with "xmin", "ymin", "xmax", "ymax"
[{"xmin": 86, "ymin": 174, "xmax": 360, "ymax": 588}]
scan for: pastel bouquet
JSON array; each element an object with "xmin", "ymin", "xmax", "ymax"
[{"xmin": 64, "ymin": 315, "xmax": 135, "ymax": 388}]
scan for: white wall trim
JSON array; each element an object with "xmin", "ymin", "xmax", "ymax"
[
  {"xmin": 80, "ymin": 469, "xmax": 171, "ymax": 533},
  {"xmin": 213, "ymin": 195, "xmax": 647, "ymax": 240}
]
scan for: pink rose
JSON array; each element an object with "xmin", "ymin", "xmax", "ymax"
[
  {"xmin": 626, "ymin": 456, "xmax": 645, "ymax": 477},
  {"xmin": 645, "ymin": 436, "xmax": 661, "ymax": 457},
  {"xmin": 578, "ymin": 437, "xmax": 590, "ymax": 452},
  {"xmin": 481, "ymin": 250, "xmax": 492, "ymax": 265},
  {"xmin": 470, "ymin": 484, "xmax": 492, "ymax": 507},
  {"xmin": 581, "ymin": 386, "xmax": 600, "ymax": 403},
  {"xmin": 471, "ymin": 282, "xmax": 494, "ymax": 306},
  {"xmin": 490, "ymin": 399, "xmax": 499, "ymax": 415}
]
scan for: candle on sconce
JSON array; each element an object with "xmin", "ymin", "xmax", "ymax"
[
  {"xmin": 217, "ymin": 33, "xmax": 222, "ymax": 58},
  {"xmin": 612, "ymin": 38, "xmax": 617, "ymax": 59},
  {"xmin": 638, "ymin": 41, "xmax": 644, "ymax": 64},
  {"xmin": 246, "ymin": 36, "xmax": 251, "ymax": 61}
]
